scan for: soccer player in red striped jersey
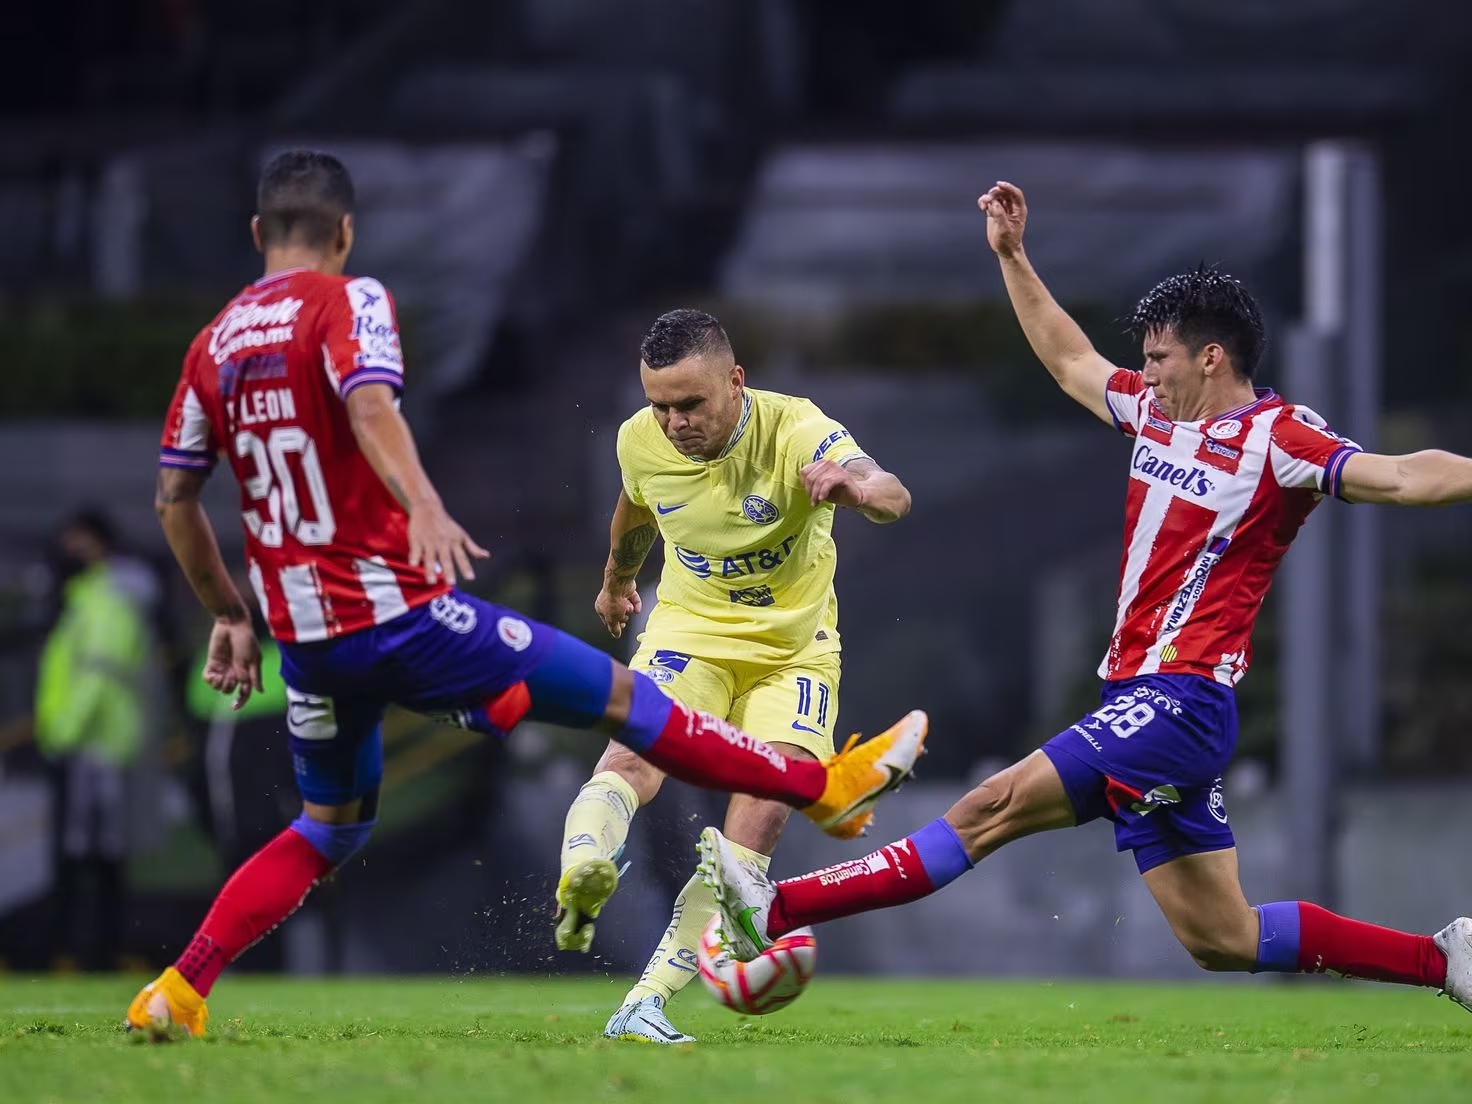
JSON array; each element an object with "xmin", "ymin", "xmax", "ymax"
[
  {"xmin": 699, "ymin": 180, "xmax": 1472, "ymax": 1013},
  {"xmin": 126, "ymin": 150, "xmax": 928, "ymax": 1037}
]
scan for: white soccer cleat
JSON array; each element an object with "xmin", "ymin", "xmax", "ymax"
[
  {"xmin": 603, "ymin": 995, "xmax": 695, "ymax": 1044},
  {"xmin": 1433, "ymin": 917, "xmax": 1472, "ymax": 1011},
  {"xmin": 695, "ymin": 826, "xmax": 777, "ymax": 962}
]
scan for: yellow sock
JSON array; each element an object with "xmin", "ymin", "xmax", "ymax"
[
  {"xmin": 560, "ymin": 771, "xmax": 640, "ymax": 873},
  {"xmin": 626, "ymin": 840, "xmax": 771, "ymax": 1005}
]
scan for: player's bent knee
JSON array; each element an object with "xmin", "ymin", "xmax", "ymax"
[{"xmin": 1175, "ymin": 929, "xmax": 1256, "ymax": 972}]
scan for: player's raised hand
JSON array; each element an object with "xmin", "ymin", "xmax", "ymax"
[
  {"xmin": 595, "ymin": 578, "xmax": 642, "ymax": 638},
  {"xmin": 979, "ymin": 181, "xmax": 1027, "ymax": 258},
  {"xmin": 203, "ymin": 616, "xmax": 263, "ymax": 711},
  {"xmin": 408, "ymin": 501, "xmax": 490, "ymax": 586},
  {"xmin": 801, "ymin": 459, "xmax": 867, "ymax": 510}
]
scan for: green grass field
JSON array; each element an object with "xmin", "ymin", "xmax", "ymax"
[{"xmin": 3, "ymin": 975, "xmax": 1470, "ymax": 1103}]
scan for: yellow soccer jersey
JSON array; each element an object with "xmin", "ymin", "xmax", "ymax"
[{"xmin": 618, "ymin": 387, "xmax": 870, "ymax": 666}]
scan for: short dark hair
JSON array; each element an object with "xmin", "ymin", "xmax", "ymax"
[
  {"xmin": 640, "ymin": 309, "xmax": 732, "ymax": 369},
  {"xmin": 1127, "ymin": 264, "xmax": 1266, "ymax": 379},
  {"xmin": 256, "ymin": 150, "xmax": 355, "ymax": 248}
]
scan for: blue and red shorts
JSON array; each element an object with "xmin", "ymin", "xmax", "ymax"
[
  {"xmin": 277, "ymin": 591, "xmax": 613, "ymax": 805},
  {"xmin": 1042, "ymin": 674, "xmax": 1237, "ymax": 874}
]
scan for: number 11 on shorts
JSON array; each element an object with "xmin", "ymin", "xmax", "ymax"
[{"xmin": 795, "ymin": 675, "xmax": 829, "ymax": 729}]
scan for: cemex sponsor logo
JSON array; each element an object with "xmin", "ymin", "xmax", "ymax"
[{"xmin": 210, "ymin": 298, "xmax": 303, "ymax": 364}]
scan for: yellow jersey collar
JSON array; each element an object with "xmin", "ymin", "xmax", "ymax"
[{"xmin": 688, "ymin": 389, "xmax": 754, "ymax": 464}]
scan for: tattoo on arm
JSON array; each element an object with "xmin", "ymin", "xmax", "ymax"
[
  {"xmin": 609, "ymin": 523, "xmax": 657, "ymax": 579},
  {"xmin": 385, "ymin": 476, "xmax": 411, "ymax": 510},
  {"xmin": 840, "ymin": 457, "xmax": 881, "ymax": 478},
  {"xmin": 155, "ymin": 467, "xmax": 208, "ymax": 508}
]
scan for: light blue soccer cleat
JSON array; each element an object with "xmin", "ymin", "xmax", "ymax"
[
  {"xmin": 604, "ymin": 995, "xmax": 695, "ymax": 1044},
  {"xmin": 1434, "ymin": 917, "xmax": 1472, "ymax": 1011},
  {"xmin": 695, "ymin": 826, "xmax": 777, "ymax": 961}
]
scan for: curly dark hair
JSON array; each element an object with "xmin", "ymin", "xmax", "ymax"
[
  {"xmin": 640, "ymin": 309, "xmax": 733, "ymax": 369},
  {"xmin": 1127, "ymin": 264, "xmax": 1266, "ymax": 379},
  {"xmin": 256, "ymin": 149, "xmax": 355, "ymax": 248}
]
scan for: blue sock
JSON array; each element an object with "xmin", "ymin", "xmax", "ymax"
[
  {"xmin": 909, "ymin": 818, "xmax": 974, "ymax": 890},
  {"xmin": 1253, "ymin": 901, "xmax": 1302, "ymax": 973},
  {"xmin": 291, "ymin": 814, "xmax": 375, "ymax": 867},
  {"xmin": 615, "ymin": 670, "xmax": 676, "ymax": 754}
]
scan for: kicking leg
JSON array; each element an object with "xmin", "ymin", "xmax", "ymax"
[
  {"xmin": 699, "ymin": 750, "xmax": 1077, "ymax": 958},
  {"xmin": 1144, "ymin": 849, "xmax": 1451, "ymax": 988},
  {"xmin": 520, "ymin": 629, "xmax": 926, "ymax": 839}
]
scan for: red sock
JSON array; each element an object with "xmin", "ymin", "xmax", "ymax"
[
  {"xmin": 769, "ymin": 839, "xmax": 938, "ymax": 938},
  {"xmin": 174, "ymin": 827, "xmax": 335, "ymax": 996},
  {"xmin": 637, "ymin": 702, "xmax": 827, "ymax": 808},
  {"xmin": 1297, "ymin": 902, "xmax": 1447, "ymax": 987}
]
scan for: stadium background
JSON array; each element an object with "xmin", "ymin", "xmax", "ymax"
[{"xmin": 2, "ymin": 0, "xmax": 1471, "ymax": 983}]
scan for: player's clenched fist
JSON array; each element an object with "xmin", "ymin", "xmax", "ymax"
[
  {"xmin": 801, "ymin": 459, "xmax": 867, "ymax": 510},
  {"xmin": 595, "ymin": 578, "xmax": 642, "ymax": 638},
  {"xmin": 978, "ymin": 181, "xmax": 1027, "ymax": 259}
]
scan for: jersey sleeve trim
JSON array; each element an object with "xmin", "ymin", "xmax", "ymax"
[
  {"xmin": 1104, "ymin": 369, "xmax": 1146, "ymax": 438},
  {"xmin": 159, "ymin": 446, "xmax": 215, "ymax": 470},
  {"xmin": 1323, "ymin": 444, "xmax": 1360, "ymax": 500},
  {"xmin": 340, "ymin": 366, "xmax": 405, "ymax": 399}
]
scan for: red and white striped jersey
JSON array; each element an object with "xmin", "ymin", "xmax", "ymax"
[
  {"xmin": 160, "ymin": 268, "xmax": 449, "ymax": 643},
  {"xmin": 1100, "ymin": 369, "xmax": 1359, "ymax": 686}
]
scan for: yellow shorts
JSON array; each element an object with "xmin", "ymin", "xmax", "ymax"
[{"xmin": 629, "ymin": 643, "xmax": 841, "ymax": 761}]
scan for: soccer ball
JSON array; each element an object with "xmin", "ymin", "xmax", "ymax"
[{"xmin": 696, "ymin": 913, "xmax": 817, "ymax": 1015}]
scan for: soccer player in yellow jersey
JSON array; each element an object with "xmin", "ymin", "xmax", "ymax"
[{"xmin": 557, "ymin": 309, "xmax": 912, "ymax": 1043}]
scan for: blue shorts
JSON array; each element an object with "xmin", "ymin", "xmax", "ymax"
[
  {"xmin": 277, "ymin": 592, "xmax": 614, "ymax": 805},
  {"xmin": 1041, "ymin": 674, "xmax": 1237, "ymax": 874}
]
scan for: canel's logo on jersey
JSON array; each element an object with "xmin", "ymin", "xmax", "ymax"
[
  {"xmin": 209, "ymin": 297, "xmax": 304, "ymax": 364},
  {"xmin": 1132, "ymin": 444, "xmax": 1215, "ymax": 497},
  {"xmin": 1163, "ymin": 537, "xmax": 1231, "ymax": 632},
  {"xmin": 742, "ymin": 495, "xmax": 780, "ymax": 524}
]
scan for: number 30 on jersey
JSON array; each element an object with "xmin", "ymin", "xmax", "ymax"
[{"xmin": 236, "ymin": 427, "xmax": 336, "ymax": 547}]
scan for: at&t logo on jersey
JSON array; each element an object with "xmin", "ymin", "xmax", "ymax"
[
  {"xmin": 742, "ymin": 495, "xmax": 779, "ymax": 524},
  {"xmin": 675, "ymin": 534, "xmax": 799, "ymax": 580},
  {"xmin": 1131, "ymin": 444, "xmax": 1215, "ymax": 497}
]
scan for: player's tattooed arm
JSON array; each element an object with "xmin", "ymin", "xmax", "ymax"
[
  {"xmin": 596, "ymin": 490, "xmax": 657, "ymax": 637},
  {"xmin": 154, "ymin": 466, "xmax": 250, "ymax": 624}
]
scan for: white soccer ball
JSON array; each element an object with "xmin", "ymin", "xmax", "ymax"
[{"xmin": 696, "ymin": 913, "xmax": 818, "ymax": 1015}]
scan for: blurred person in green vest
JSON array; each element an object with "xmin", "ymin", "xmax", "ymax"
[{"xmin": 34, "ymin": 509, "xmax": 153, "ymax": 971}]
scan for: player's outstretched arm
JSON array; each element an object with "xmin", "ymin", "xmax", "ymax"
[
  {"xmin": 595, "ymin": 489, "xmax": 657, "ymax": 638},
  {"xmin": 155, "ymin": 466, "xmax": 262, "ymax": 709},
  {"xmin": 1339, "ymin": 449, "xmax": 1472, "ymax": 506},
  {"xmin": 345, "ymin": 383, "xmax": 488, "ymax": 585},
  {"xmin": 980, "ymin": 182, "xmax": 1119, "ymax": 425},
  {"xmin": 800, "ymin": 457, "xmax": 912, "ymax": 523}
]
